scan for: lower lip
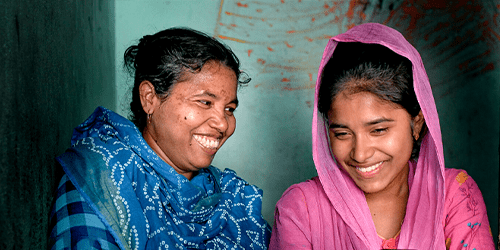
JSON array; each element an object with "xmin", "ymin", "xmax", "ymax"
[
  {"xmin": 202, "ymin": 147, "xmax": 217, "ymax": 155},
  {"xmin": 193, "ymin": 138, "xmax": 218, "ymax": 155},
  {"xmin": 355, "ymin": 162, "xmax": 383, "ymax": 178}
]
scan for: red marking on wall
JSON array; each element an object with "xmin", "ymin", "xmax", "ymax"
[
  {"xmin": 324, "ymin": 3, "xmax": 330, "ymax": 9},
  {"xmin": 287, "ymin": 30, "xmax": 296, "ymax": 34},
  {"xmin": 247, "ymin": 49, "xmax": 253, "ymax": 57},
  {"xmin": 360, "ymin": 11, "xmax": 366, "ymax": 20},
  {"xmin": 383, "ymin": 10, "xmax": 397, "ymax": 25},
  {"xmin": 481, "ymin": 63, "xmax": 494, "ymax": 73},
  {"xmin": 256, "ymin": 9, "xmax": 262, "ymax": 13},
  {"xmin": 458, "ymin": 50, "xmax": 491, "ymax": 72},
  {"xmin": 281, "ymin": 0, "xmax": 285, "ymax": 3},
  {"xmin": 309, "ymin": 73, "xmax": 313, "ymax": 81},
  {"xmin": 305, "ymin": 36, "xmax": 313, "ymax": 42},
  {"xmin": 311, "ymin": 17, "xmax": 316, "ymax": 22},
  {"xmin": 225, "ymin": 11, "xmax": 232, "ymax": 15},
  {"xmin": 257, "ymin": 58, "xmax": 266, "ymax": 64},
  {"xmin": 433, "ymin": 22, "xmax": 451, "ymax": 32},
  {"xmin": 346, "ymin": 0, "xmax": 357, "ymax": 19},
  {"xmin": 282, "ymin": 83, "xmax": 315, "ymax": 91},
  {"xmin": 281, "ymin": 78, "xmax": 291, "ymax": 82},
  {"xmin": 422, "ymin": 0, "xmax": 447, "ymax": 9},
  {"xmin": 237, "ymin": 2, "xmax": 248, "ymax": 7},
  {"xmin": 267, "ymin": 47, "xmax": 274, "ymax": 51},
  {"xmin": 484, "ymin": 26, "xmax": 500, "ymax": 41},
  {"xmin": 324, "ymin": 5, "xmax": 337, "ymax": 16},
  {"xmin": 399, "ymin": 2, "xmax": 424, "ymax": 38},
  {"xmin": 219, "ymin": 23, "xmax": 223, "ymax": 26},
  {"xmin": 284, "ymin": 41, "xmax": 294, "ymax": 48},
  {"xmin": 231, "ymin": 24, "xmax": 237, "ymax": 27},
  {"xmin": 254, "ymin": 84, "xmax": 261, "ymax": 88},
  {"xmin": 347, "ymin": 23, "xmax": 356, "ymax": 30}
]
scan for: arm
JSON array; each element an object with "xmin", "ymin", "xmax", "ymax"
[
  {"xmin": 269, "ymin": 186, "xmax": 313, "ymax": 250},
  {"xmin": 48, "ymin": 175, "xmax": 121, "ymax": 250},
  {"xmin": 443, "ymin": 170, "xmax": 495, "ymax": 250}
]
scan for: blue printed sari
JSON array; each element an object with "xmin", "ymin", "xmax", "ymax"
[{"xmin": 49, "ymin": 107, "xmax": 271, "ymax": 249}]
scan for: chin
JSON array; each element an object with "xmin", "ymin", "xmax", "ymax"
[{"xmin": 356, "ymin": 181, "xmax": 387, "ymax": 194}]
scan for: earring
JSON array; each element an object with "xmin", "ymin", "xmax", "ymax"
[{"xmin": 148, "ymin": 113, "xmax": 152, "ymax": 124}]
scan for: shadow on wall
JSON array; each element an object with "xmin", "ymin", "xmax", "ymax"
[{"xmin": 0, "ymin": 0, "xmax": 115, "ymax": 249}]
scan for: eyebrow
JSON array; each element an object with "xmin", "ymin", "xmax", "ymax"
[
  {"xmin": 329, "ymin": 118, "xmax": 394, "ymax": 129},
  {"xmin": 195, "ymin": 91, "xmax": 239, "ymax": 107}
]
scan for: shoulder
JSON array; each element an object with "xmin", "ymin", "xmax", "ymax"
[
  {"xmin": 443, "ymin": 168, "xmax": 481, "ymax": 210},
  {"xmin": 49, "ymin": 175, "xmax": 120, "ymax": 250},
  {"xmin": 443, "ymin": 169, "xmax": 495, "ymax": 249},
  {"xmin": 276, "ymin": 177, "xmax": 325, "ymax": 212},
  {"xmin": 444, "ymin": 168, "xmax": 480, "ymax": 201}
]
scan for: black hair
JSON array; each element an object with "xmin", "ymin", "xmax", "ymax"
[
  {"xmin": 318, "ymin": 42, "xmax": 425, "ymax": 159},
  {"xmin": 124, "ymin": 27, "xmax": 249, "ymax": 132}
]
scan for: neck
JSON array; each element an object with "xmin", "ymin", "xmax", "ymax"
[{"xmin": 365, "ymin": 163, "xmax": 410, "ymax": 201}]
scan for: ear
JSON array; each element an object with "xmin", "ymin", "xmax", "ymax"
[
  {"xmin": 412, "ymin": 110, "xmax": 425, "ymax": 140},
  {"xmin": 139, "ymin": 80, "xmax": 160, "ymax": 114}
]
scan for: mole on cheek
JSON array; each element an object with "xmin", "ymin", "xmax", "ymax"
[{"xmin": 184, "ymin": 117, "xmax": 187, "ymax": 120}]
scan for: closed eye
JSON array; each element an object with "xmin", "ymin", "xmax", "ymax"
[
  {"xmin": 371, "ymin": 128, "xmax": 388, "ymax": 135},
  {"xmin": 331, "ymin": 130, "xmax": 351, "ymax": 140}
]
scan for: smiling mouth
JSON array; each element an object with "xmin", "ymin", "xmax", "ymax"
[
  {"xmin": 356, "ymin": 161, "xmax": 383, "ymax": 173},
  {"xmin": 193, "ymin": 135, "xmax": 220, "ymax": 149}
]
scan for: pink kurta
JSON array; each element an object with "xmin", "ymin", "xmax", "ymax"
[
  {"xmin": 269, "ymin": 23, "xmax": 495, "ymax": 250},
  {"xmin": 270, "ymin": 167, "xmax": 494, "ymax": 249}
]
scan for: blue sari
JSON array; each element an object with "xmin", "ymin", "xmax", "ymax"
[{"xmin": 51, "ymin": 107, "xmax": 271, "ymax": 249}]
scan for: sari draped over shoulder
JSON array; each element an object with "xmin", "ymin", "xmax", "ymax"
[{"xmin": 54, "ymin": 106, "xmax": 271, "ymax": 250}]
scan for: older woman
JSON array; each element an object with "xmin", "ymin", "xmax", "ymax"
[
  {"xmin": 269, "ymin": 23, "xmax": 495, "ymax": 249},
  {"xmin": 48, "ymin": 27, "xmax": 271, "ymax": 249}
]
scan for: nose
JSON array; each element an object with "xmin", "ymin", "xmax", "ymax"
[
  {"xmin": 350, "ymin": 136, "xmax": 374, "ymax": 163},
  {"xmin": 208, "ymin": 108, "xmax": 229, "ymax": 133}
]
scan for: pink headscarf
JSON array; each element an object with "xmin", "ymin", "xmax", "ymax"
[{"xmin": 313, "ymin": 23, "xmax": 446, "ymax": 249}]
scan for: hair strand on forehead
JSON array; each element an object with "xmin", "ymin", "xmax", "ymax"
[{"xmin": 318, "ymin": 42, "xmax": 426, "ymax": 159}]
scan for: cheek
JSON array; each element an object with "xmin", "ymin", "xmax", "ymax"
[
  {"xmin": 385, "ymin": 127, "xmax": 414, "ymax": 155},
  {"xmin": 328, "ymin": 137, "xmax": 349, "ymax": 160},
  {"xmin": 226, "ymin": 116, "xmax": 236, "ymax": 136},
  {"xmin": 182, "ymin": 109, "xmax": 203, "ymax": 124}
]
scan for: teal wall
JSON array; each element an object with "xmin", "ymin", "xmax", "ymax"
[
  {"xmin": 0, "ymin": 0, "xmax": 115, "ymax": 248},
  {"xmin": 115, "ymin": 0, "xmax": 499, "ymax": 244}
]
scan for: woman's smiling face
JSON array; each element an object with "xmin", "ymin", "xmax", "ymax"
[
  {"xmin": 327, "ymin": 89, "xmax": 424, "ymax": 194},
  {"xmin": 141, "ymin": 61, "xmax": 238, "ymax": 180}
]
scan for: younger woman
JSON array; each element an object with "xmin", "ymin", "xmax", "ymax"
[{"xmin": 269, "ymin": 23, "xmax": 495, "ymax": 249}]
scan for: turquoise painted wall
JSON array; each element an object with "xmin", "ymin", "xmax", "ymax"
[
  {"xmin": 0, "ymin": 0, "xmax": 115, "ymax": 248},
  {"xmin": 115, "ymin": 0, "xmax": 499, "ymax": 243}
]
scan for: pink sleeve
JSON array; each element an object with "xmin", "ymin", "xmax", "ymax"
[
  {"xmin": 269, "ymin": 185, "xmax": 313, "ymax": 250},
  {"xmin": 443, "ymin": 169, "xmax": 495, "ymax": 250}
]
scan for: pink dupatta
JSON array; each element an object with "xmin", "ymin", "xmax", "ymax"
[{"xmin": 312, "ymin": 23, "xmax": 446, "ymax": 249}]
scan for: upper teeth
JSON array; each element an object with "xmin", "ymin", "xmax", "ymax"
[
  {"xmin": 193, "ymin": 135, "xmax": 220, "ymax": 149},
  {"xmin": 356, "ymin": 162, "xmax": 383, "ymax": 173}
]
